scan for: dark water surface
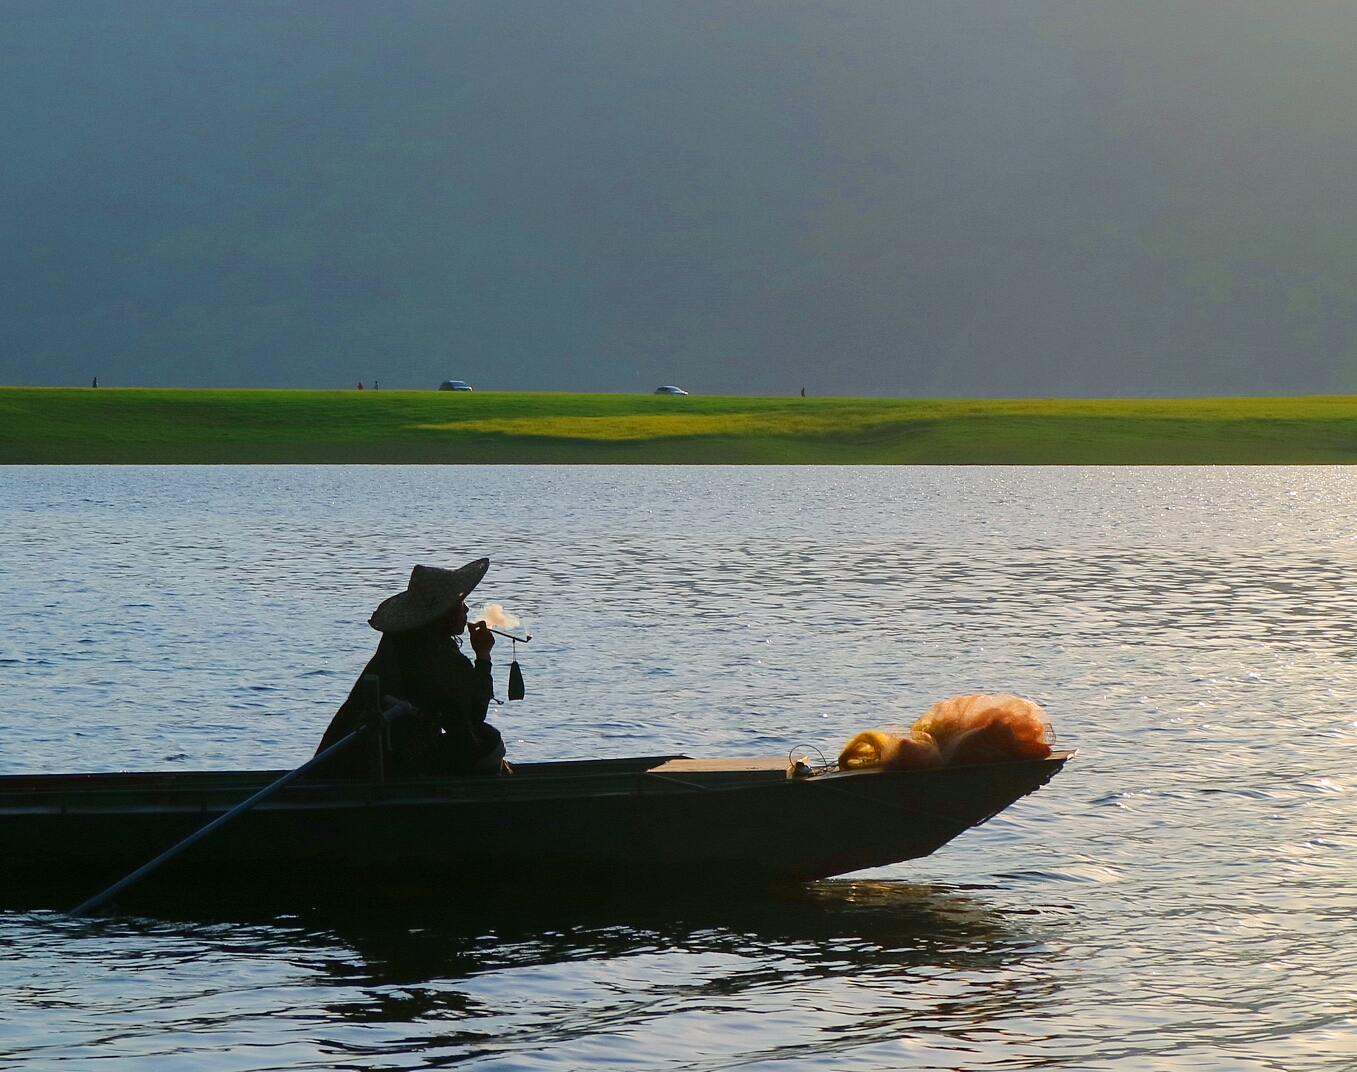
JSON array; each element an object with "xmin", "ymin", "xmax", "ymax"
[{"xmin": 2, "ymin": 465, "xmax": 1355, "ymax": 1070}]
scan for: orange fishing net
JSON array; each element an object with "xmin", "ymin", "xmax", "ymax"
[
  {"xmin": 838, "ymin": 693, "xmax": 1053, "ymax": 771},
  {"xmin": 838, "ymin": 728, "xmax": 942, "ymax": 770}
]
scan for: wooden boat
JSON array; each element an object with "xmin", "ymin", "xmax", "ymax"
[{"xmin": 0, "ymin": 751, "xmax": 1071, "ymax": 908}]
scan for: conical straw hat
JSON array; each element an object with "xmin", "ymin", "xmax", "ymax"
[{"xmin": 368, "ymin": 558, "xmax": 489, "ymax": 633}]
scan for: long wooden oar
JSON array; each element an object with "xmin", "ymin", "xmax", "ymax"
[{"xmin": 68, "ymin": 723, "xmax": 370, "ymax": 917}]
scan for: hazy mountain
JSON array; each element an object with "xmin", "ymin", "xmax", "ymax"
[{"xmin": 3, "ymin": 1, "xmax": 1355, "ymax": 395}]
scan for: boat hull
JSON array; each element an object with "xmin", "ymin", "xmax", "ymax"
[{"xmin": 0, "ymin": 752, "xmax": 1070, "ymax": 908}]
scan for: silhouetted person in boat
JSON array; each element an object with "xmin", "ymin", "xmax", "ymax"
[{"xmin": 316, "ymin": 558, "xmax": 505, "ymax": 778}]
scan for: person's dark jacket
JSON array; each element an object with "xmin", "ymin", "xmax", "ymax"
[{"xmin": 315, "ymin": 623, "xmax": 502, "ymax": 778}]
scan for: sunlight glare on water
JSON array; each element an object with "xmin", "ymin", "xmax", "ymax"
[{"xmin": 2, "ymin": 465, "xmax": 1356, "ymax": 1070}]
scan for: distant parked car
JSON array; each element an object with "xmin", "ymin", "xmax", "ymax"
[
  {"xmin": 439, "ymin": 380, "xmax": 473, "ymax": 391},
  {"xmin": 653, "ymin": 385, "xmax": 688, "ymax": 395}
]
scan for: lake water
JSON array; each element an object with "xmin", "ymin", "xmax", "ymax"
[{"xmin": 2, "ymin": 465, "xmax": 1356, "ymax": 1070}]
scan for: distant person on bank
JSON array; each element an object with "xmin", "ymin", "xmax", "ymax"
[{"xmin": 316, "ymin": 558, "xmax": 505, "ymax": 777}]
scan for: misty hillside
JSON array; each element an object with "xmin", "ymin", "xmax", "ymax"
[{"xmin": 3, "ymin": 1, "xmax": 1355, "ymax": 395}]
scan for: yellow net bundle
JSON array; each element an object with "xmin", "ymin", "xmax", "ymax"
[{"xmin": 839, "ymin": 693, "xmax": 1053, "ymax": 771}]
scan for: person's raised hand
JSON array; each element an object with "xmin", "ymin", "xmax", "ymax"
[{"xmin": 468, "ymin": 619, "xmax": 495, "ymax": 660}]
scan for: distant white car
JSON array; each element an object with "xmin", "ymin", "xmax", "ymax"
[
  {"xmin": 653, "ymin": 385, "xmax": 688, "ymax": 395},
  {"xmin": 439, "ymin": 380, "xmax": 473, "ymax": 391}
]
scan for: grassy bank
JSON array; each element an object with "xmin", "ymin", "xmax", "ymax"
[{"xmin": 2, "ymin": 388, "xmax": 1356, "ymax": 464}]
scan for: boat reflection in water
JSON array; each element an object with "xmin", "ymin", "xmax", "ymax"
[
  {"xmin": 36, "ymin": 877, "xmax": 1057, "ymax": 1067},
  {"xmin": 315, "ymin": 878, "xmax": 1045, "ymax": 993}
]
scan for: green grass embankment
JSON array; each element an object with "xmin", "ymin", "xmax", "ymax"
[{"xmin": 2, "ymin": 388, "xmax": 1356, "ymax": 464}]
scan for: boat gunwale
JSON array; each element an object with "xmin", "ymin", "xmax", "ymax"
[{"xmin": 0, "ymin": 751, "xmax": 1073, "ymax": 816}]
